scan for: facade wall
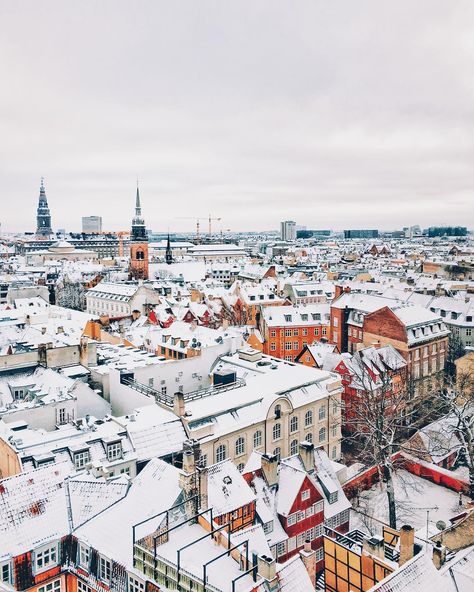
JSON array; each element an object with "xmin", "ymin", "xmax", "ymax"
[{"xmin": 262, "ymin": 324, "xmax": 329, "ymax": 362}]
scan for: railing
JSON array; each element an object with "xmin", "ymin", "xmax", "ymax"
[
  {"xmin": 184, "ymin": 377, "xmax": 246, "ymax": 401},
  {"xmin": 122, "ymin": 376, "xmax": 247, "ymax": 407},
  {"xmin": 122, "ymin": 378, "xmax": 174, "ymax": 407}
]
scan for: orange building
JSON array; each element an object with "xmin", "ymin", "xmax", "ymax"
[
  {"xmin": 260, "ymin": 304, "xmax": 331, "ymax": 362},
  {"xmin": 129, "ymin": 184, "xmax": 149, "ymax": 280}
]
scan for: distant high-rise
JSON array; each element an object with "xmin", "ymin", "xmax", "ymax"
[
  {"xmin": 280, "ymin": 220, "xmax": 296, "ymax": 241},
  {"xmin": 129, "ymin": 183, "xmax": 149, "ymax": 280},
  {"xmin": 82, "ymin": 216, "xmax": 103, "ymax": 233},
  {"xmin": 36, "ymin": 178, "xmax": 52, "ymax": 237}
]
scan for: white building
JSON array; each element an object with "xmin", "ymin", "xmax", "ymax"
[{"xmin": 280, "ymin": 221, "xmax": 297, "ymax": 242}]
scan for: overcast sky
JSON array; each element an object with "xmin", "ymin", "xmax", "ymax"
[{"xmin": 1, "ymin": 1, "xmax": 473, "ymax": 233}]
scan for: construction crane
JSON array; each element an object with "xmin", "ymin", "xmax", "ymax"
[{"xmin": 176, "ymin": 214, "xmax": 222, "ymax": 242}]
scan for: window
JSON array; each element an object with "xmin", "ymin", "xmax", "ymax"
[
  {"xmin": 273, "ymin": 447, "xmax": 281, "ymax": 460},
  {"xmin": 331, "ymin": 424, "xmax": 337, "ymax": 437},
  {"xmin": 276, "ymin": 541, "xmax": 286, "ymax": 557},
  {"xmin": 38, "ymin": 580, "xmax": 61, "ymax": 592},
  {"xmin": 301, "ymin": 489, "xmax": 310, "ymax": 501},
  {"xmin": 199, "ymin": 453, "xmax": 207, "ymax": 468},
  {"xmin": 270, "ymin": 343, "xmax": 276, "ymax": 351},
  {"xmin": 331, "ymin": 446, "xmax": 337, "ymax": 460},
  {"xmin": 77, "ymin": 581, "xmax": 92, "ymax": 592},
  {"xmin": 216, "ymin": 444, "xmax": 227, "ymax": 463},
  {"xmin": 263, "ymin": 520, "xmax": 274, "ymax": 534},
  {"xmin": 306, "ymin": 505, "xmax": 315, "ymax": 518},
  {"xmin": 285, "ymin": 342, "xmax": 292, "ymax": 351},
  {"xmin": 319, "ymin": 406, "xmax": 326, "ymax": 421},
  {"xmin": 332, "ymin": 400, "xmax": 338, "ymax": 415},
  {"xmin": 297, "ymin": 533, "xmax": 306, "ymax": 547},
  {"xmin": 305, "ymin": 410, "xmax": 313, "ymax": 427},
  {"xmin": 319, "ymin": 427, "xmax": 326, "ymax": 442},
  {"xmin": 306, "ymin": 527, "xmax": 315, "ymax": 541},
  {"xmin": 285, "ymin": 355, "xmax": 293, "ymax": 361},
  {"xmin": 270, "ymin": 330, "xmax": 276, "ymax": 337},
  {"xmin": 328, "ymin": 491, "xmax": 338, "ymax": 504},
  {"xmin": 285, "ymin": 328, "xmax": 292, "ymax": 337},
  {"xmin": 79, "ymin": 544, "xmax": 90, "ymax": 568},
  {"xmin": 316, "ymin": 547, "xmax": 324, "ymax": 562},
  {"xmin": 305, "ymin": 432, "xmax": 313, "ymax": 443},
  {"xmin": 74, "ymin": 449, "xmax": 91, "ymax": 470},
  {"xmin": 106, "ymin": 441, "xmax": 122, "ymax": 461},
  {"xmin": 302, "ymin": 328, "xmax": 308, "ymax": 336},
  {"xmin": 35, "ymin": 544, "xmax": 58, "ymax": 572},
  {"xmin": 237, "ymin": 463, "xmax": 245, "ymax": 472},
  {"xmin": 290, "ymin": 415, "xmax": 298, "ymax": 433},
  {"xmin": 1, "ymin": 562, "xmax": 11, "ymax": 584},
  {"xmin": 128, "ymin": 576, "xmax": 145, "ymax": 592},
  {"xmin": 297, "ymin": 510, "xmax": 305, "ymax": 522},
  {"xmin": 287, "ymin": 513, "xmax": 297, "ymax": 526},
  {"xmin": 290, "ymin": 439, "xmax": 298, "ymax": 455},
  {"xmin": 58, "ymin": 408, "xmax": 66, "ymax": 424},
  {"xmin": 273, "ymin": 423, "xmax": 281, "ymax": 441},
  {"xmin": 235, "ymin": 437, "xmax": 245, "ymax": 456},
  {"xmin": 274, "ymin": 404, "xmax": 281, "ymax": 419},
  {"xmin": 293, "ymin": 341, "xmax": 299, "ymax": 350},
  {"xmin": 253, "ymin": 430, "xmax": 262, "ymax": 448},
  {"xmin": 293, "ymin": 329, "xmax": 299, "ymax": 336},
  {"xmin": 99, "ymin": 556, "xmax": 111, "ymax": 582}
]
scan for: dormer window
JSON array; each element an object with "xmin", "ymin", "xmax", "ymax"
[
  {"xmin": 263, "ymin": 520, "xmax": 274, "ymax": 534},
  {"xmin": 106, "ymin": 440, "xmax": 122, "ymax": 461},
  {"xmin": 274, "ymin": 404, "xmax": 281, "ymax": 419},
  {"xmin": 284, "ymin": 315, "xmax": 292, "ymax": 322},
  {"xmin": 74, "ymin": 449, "xmax": 91, "ymax": 470}
]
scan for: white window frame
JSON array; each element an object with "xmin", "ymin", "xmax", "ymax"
[
  {"xmin": 99, "ymin": 556, "xmax": 111, "ymax": 582},
  {"xmin": 0, "ymin": 561, "xmax": 11, "ymax": 584},
  {"xmin": 79, "ymin": 544, "xmax": 90, "ymax": 568},
  {"xmin": 128, "ymin": 575, "xmax": 145, "ymax": 592},
  {"xmin": 38, "ymin": 580, "xmax": 61, "ymax": 592},
  {"xmin": 301, "ymin": 489, "xmax": 310, "ymax": 501},
  {"xmin": 107, "ymin": 441, "xmax": 122, "ymax": 461},
  {"xmin": 35, "ymin": 543, "xmax": 58, "ymax": 573}
]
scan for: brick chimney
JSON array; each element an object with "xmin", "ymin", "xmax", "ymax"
[
  {"xmin": 261, "ymin": 454, "xmax": 279, "ymax": 488},
  {"xmin": 432, "ymin": 541, "xmax": 446, "ymax": 569},
  {"xmin": 257, "ymin": 555, "xmax": 277, "ymax": 586},
  {"xmin": 299, "ymin": 442, "xmax": 315, "ymax": 473},
  {"xmin": 173, "ymin": 392, "xmax": 185, "ymax": 417},
  {"xmin": 399, "ymin": 525, "xmax": 415, "ymax": 566},
  {"xmin": 299, "ymin": 540, "xmax": 317, "ymax": 585}
]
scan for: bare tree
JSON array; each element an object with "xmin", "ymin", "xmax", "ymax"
[
  {"xmin": 341, "ymin": 348, "xmax": 429, "ymax": 529},
  {"xmin": 437, "ymin": 369, "xmax": 474, "ymax": 498}
]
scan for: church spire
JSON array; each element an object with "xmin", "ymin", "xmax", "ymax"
[
  {"xmin": 165, "ymin": 233, "xmax": 173, "ymax": 265},
  {"xmin": 36, "ymin": 177, "xmax": 52, "ymax": 237},
  {"xmin": 135, "ymin": 181, "xmax": 142, "ymax": 217}
]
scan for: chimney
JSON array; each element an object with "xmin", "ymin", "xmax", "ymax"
[
  {"xmin": 197, "ymin": 466, "xmax": 209, "ymax": 510},
  {"xmin": 179, "ymin": 446, "xmax": 198, "ymax": 522},
  {"xmin": 399, "ymin": 525, "xmax": 415, "ymax": 566},
  {"xmin": 432, "ymin": 541, "xmax": 446, "ymax": 569},
  {"xmin": 173, "ymin": 392, "xmax": 185, "ymax": 417},
  {"xmin": 362, "ymin": 536, "xmax": 385, "ymax": 561},
  {"xmin": 299, "ymin": 540, "xmax": 317, "ymax": 585},
  {"xmin": 334, "ymin": 285, "xmax": 344, "ymax": 300},
  {"xmin": 299, "ymin": 441, "xmax": 315, "ymax": 472},
  {"xmin": 257, "ymin": 555, "xmax": 277, "ymax": 585},
  {"xmin": 261, "ymin": 454, "xmax": 279, "ymax": 488}
]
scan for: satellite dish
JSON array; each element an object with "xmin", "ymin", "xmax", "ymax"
[{"xmin": 436, "ymin": 520, "xmax": 447, "ymax": 531}]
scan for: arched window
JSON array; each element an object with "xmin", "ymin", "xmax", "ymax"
[
  {"xmin": 319, "ymin": 427, "xmax": 326, "ymax": 442},
  {"xmin": 253, "ymin": 430, "xmax": 262, "ymax": 449},
  {"xmin": 290, "ymin": 415, "xmax": 298, "ymax": 433},
  {"xmin": 274, "ymin": 404, "xmax": 281, "ymax": 419},
  {"xmin": 235, "ymin": 437, "xmax": 245, "ymax": 457},
  {"xmin": 136, "ymin": 249, "xmax": 145, "ymax": 261},
  {"xmin": 237, "ymin": 463, "xmax": 245, "ymax": 473},
  {"xmin": 290, "ymin": 439, "xmax": 299, "ymax": 456},
  {"xmin": 273, "ymin": 447, "xmax": 281, "ymax": 461},
  {"xmin": 305, "ymin": 432, "xmax": 313, "ymax": 444},
  {"xmin": 216, "ymin": 444, "xmax": 227, "ymax": 463},
  {"xmin": 273, "ymin": 423, "xmax": 281, "ymax": 441},
  {"xmin": 305, "ymin": 410, "xmax": 313, "ymax": 427}
]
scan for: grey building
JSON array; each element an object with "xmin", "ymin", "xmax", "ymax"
[{"xmin": 82, "ymin": 216, "xmax": 103, "ymax": 233}]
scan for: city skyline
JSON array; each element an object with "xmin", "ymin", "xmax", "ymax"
[{"xmin": 1, "ymin": 1, "xmax": 474, "ymax": 232}]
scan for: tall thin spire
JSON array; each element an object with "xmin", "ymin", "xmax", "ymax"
[
  {"xmin": 36, "ymin": 177, "xmax": 52, "ymax": 237},
  {"xmin": 135, "ymin": 179, "xmax": 142, "ymax": 216},
  {"xmin": 165, "ymin": 232, "xmax": 173, "ymax": 265}
]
